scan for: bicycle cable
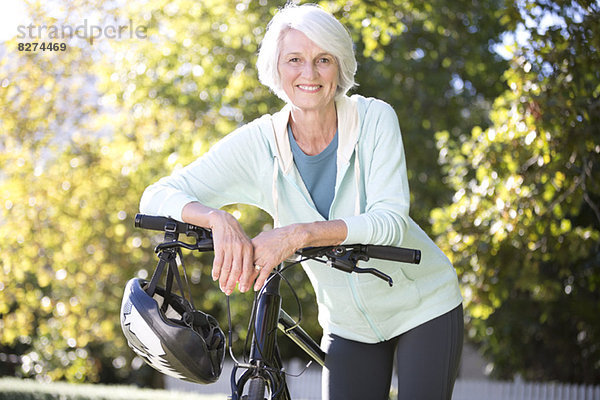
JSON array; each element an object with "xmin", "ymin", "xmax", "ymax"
[
  {"xmin": 266, "ymin": 259, "xmax": 319, "ymax": 380},
  {"xmin": 226, "ymin": 295, "xmax": 245, "ymax": 367},
  {"xmin": 242, "ymin": 290, "xmax": 260, "ymax": 363},
  {"xmin": 224, "ymin": 258, "xmax": 308, "ymax": 386},
  {"xmin": 226, "ymin": 292, "xmax": 285, "ymax": 398},
  {"xmin": 250, "ymin": 258, "xmax": 306, "ymax": 358},
  {"xmin": 226, "ymin": 252, "xmax": 339, "ymax": 392},
  {"xmin": 241, "ymin": 257, "xmax": 310, "ymax": 394},
  {"xmin": 177, "ymin": 247, "xmax": 196, "ymax": 309}
]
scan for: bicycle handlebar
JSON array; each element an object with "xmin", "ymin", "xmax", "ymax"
[
  {"xmin": 134, "ymin": 214, "xmax": 421, "ymax": 284},
  {"xmin": 135, "ymin": 213, "xmax": 208, "ymax": 235},
  {"xmin": 362, "ymin": 244, "xmax": 421, "ymax": 264}
]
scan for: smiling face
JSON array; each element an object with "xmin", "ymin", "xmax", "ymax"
[{"xmin": 277, "ymin": 29, "xmax": 339, "ymax": 112}]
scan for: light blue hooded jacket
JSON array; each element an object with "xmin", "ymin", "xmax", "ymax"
[{"xmin": 140, "ymin": 94, "xmax": 462, "ymax": 343}]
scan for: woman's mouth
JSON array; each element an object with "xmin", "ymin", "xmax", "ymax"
[{"xmin": 297, "ymin": 84, "xmax": 322, "ymax": 92}]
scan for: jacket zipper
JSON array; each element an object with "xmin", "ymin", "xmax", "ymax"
[{"xmin": 347, "ymin": 274, "xmax": 386, "ymax": 341}]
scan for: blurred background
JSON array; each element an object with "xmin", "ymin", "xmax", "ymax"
[{"xmin": 0, "ymin": 0, "xmax": 598, "ymax": 393}]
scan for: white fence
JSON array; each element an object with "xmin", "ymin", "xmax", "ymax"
[
  {"xmin": 166, "ymin": 361, "xmax": 600, "ymax": 400},
  {"xmin": 453, "ymin": 380, "xmax": 600, "ymax": 400}
]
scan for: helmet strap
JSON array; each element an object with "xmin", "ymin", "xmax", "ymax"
[
  {"xmin": 164, "ymin": 250, "xmax": 189, "ymax": 313},
  {"xmin": 147, "ymin": 247, "xmax": 195, "ymax": 313},
  {"xmin": 146, "ymin": 252, "xmax": 170, "ymax": 297}
]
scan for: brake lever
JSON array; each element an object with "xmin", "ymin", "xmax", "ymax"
[
  {"xmin": 296, "ymin": 246, "xmax": 331, "ymax": 258},
  {"xmin": 326, "ymin": 247, "xmax": 394, "ymax": 287},
  {"xmin": 325, "ymin": 248, "xmax": 355, "ymax": 273},
  {"xmin": 154, "ymin": 238, "xmax": 214, "ymax": 253},
  {"xmin": 155, "ymin": 240, "xmax": 198, "ymax": 253},
  {"xmin": 353, "ymin": 267, "xmax": 394, "ymax": 287}
]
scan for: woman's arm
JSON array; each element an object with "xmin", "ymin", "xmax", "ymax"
[
  {"xmin": 182, "ymin": 201, "xmax": 347, "ymax": 293},
  {"xmin": 182, "ymin": 203, "xmax": 347, "ymax": 294},
  {"xmin": 340, "ymin": 99, "xmax": 410, "ymax": 246},
  {"xmin": 181, "ymin": 202, "xmax": 256, "ymax": 295},
  {"xmin": 251, "ymin": 219, "xmax": 347, "ymax": 291},
  {"xmin": 139, "ymin": 124, "xmax": 271, "ymax": 221},
  {"xmin": 140, "ymin": 125, "xmax": 272, "ymax": 295}
]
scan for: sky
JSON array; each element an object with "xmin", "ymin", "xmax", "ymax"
[
  {"xmin": 1, "ymin": 1, "xmax": 591, "ymax": 57},
  {"xmin": 0, "ymin": 1, "xmax": 29, "ymax": 42}
]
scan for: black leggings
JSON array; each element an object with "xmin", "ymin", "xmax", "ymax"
[{"xmin": 322, "ymin": 304, "xmax": 463, "ymax": 400}]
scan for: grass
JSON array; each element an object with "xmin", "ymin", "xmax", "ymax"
[{"xmin": 0, "ymin": 377, "xmax": 226, "ymax": 400}]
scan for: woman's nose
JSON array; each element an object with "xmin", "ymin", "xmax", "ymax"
[{"xmin": 301, "ymin": 63, "xmax": 317, "ymax": 79}]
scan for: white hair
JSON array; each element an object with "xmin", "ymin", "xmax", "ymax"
[{"xmin": 256, "ymin": 3, "xmax": 357, "ymax": 102}]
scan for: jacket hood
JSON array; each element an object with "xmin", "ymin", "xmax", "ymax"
[
  {"xmin": 269, "ymin": 95, "xmax": 360, "ymax": 176},
  {"xmin": 267, "ymin": 95, "xmax": 362, "ymax": 226}
]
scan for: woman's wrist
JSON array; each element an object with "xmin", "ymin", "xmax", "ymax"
[
  {"xmin": 287, "ymin": 223, "xmax": 311, "ymax": 251},
  {"xmin": 182, "ymin": 201, "xmax": 228, "ymax": 229},
  {"xmin": 206, "ymin": 209, "xmax": 232, "ymax": 229},
  {"xmin": 291, "ymin": 220, "xmax": 347, "ymax": 250}
]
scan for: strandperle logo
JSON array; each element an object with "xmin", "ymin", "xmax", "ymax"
[{"xmin": 17, "ymin": 19, "xmax": 147, "ymax": 44}]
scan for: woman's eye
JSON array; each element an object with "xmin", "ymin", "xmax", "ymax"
[
  {"xmin": 289, "ymin": 57, "xmax": 300, "ymax": 63},
  {"xmin": 318, "ymin": 57, "xmax": 335, "ymax": 65}
]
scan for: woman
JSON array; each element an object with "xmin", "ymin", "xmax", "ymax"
[{"xmin": 140, "ymin": 4, "xmax": 463, "ymax": 399}]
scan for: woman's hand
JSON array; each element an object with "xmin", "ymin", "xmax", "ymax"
[
  {"xmin": 182, "ymin": 202, "xmax": 347, "ymax": 294},
  {"xmin": 251, "ymin": 220, "xmax": 347, "ymax": 291},
  {"xmin": 251, "ymin": 225, "xmax": 304, "ymax": 291},
  {"xmin": 182, "ymin": 202, "xmax": 258, "ymax": 294},
  {"xmin": 207, "ymin": 210, "xmax": 256, "ymax": 295}
]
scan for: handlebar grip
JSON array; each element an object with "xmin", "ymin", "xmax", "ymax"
[
  {"xmin": 134, "ymin": 213, "xmax": 206, "ymax": 234},
  {"xmin": 363, "ymin": 245, "xmax": 421, "ymax": 264}
]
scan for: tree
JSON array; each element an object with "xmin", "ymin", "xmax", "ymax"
[
  {"xmin": 90, "ymin": 0, "xmax": 513, "ymax": 381},
  {"xmin": 1, "ymin": 0, "xmax": 299, "ymax": 384},
  {"xmin": 431, "ymin": 0, "xmax": 600, "ymax": 383},
  {"xmin": 1, "ymin": 0, "xmax": 516, "ymax": 384},
  {"xmin": 332, "ymin": 0, "xmax": 514, "ymax": 226}
]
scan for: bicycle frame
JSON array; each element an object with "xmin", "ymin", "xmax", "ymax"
[
  {"xmin": 133, "ymin": 214, "xmax": 421, "ymax": 400},
  {"xmin": 278, "ymin": 309, "xmax": 325, "ymax": 368},
  {"xmin": 231, "ymin": 266, "xmax": 324, "ymax": 400}
]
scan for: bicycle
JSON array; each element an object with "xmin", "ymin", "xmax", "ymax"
[{"xmin": 133, "ymin": 213, "xmax": 421, "ymax": 400}]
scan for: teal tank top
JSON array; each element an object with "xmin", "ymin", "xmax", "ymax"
[{"xmin": 288, "ymin": 124, "xmax": 338, "ymax": 219}]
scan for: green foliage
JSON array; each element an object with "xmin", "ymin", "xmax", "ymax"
[
  {"xmin": 329, "ymin": 0, "xmax": 513, "ymax": 226},
  {"xmin": 0, "ymin": 377, "xmax": 217, "ymax": 400},
  {"xmin": 432, "ymin": 0, "xmax": 600, "ymax": 383},
  {"xmin": 3, "ymin": 0, "xmax": 596, "ymax": 387},
  {"xmin": 0, "ymin": 6, "xmax": 113, "ymax": 381},
  {"xmin": 91, "ymin": 0, "xmax": 320, "ymax": 372},
  {"xmin": 1, "ymin": 0, "xmax": 302, "ymax": 384}
]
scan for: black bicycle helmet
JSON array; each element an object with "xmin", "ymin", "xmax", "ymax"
[{"xmin": 120, "ymin": 277, "xmax": 225, "ymax": 384}]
